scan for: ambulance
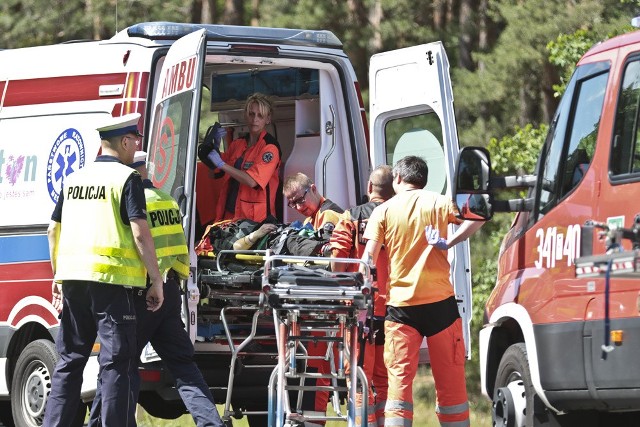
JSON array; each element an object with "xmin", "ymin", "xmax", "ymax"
[
  {"xmin": 0, "ymin": 22, "xmax": 473, "ymax": 426},
  {"xmin": 454, "ymin": 26, "xmax": 640, "ymax": 427}
]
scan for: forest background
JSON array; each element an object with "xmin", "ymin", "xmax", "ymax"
[{"xmin": 2, "ymin": 0, "xmax": 640, "ymax": 423}]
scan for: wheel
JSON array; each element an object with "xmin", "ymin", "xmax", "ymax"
[
  {"xmin": 10, "ymin": 339, "xmax": 86, "ymax": 427},
  {"xmin": 493, "ymin": 343, "xmax": 531, "ymax": 427}
]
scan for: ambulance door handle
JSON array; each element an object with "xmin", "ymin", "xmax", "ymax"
[{"xmin": 322, "ymin": 104, "xmax": 337, "ymax": 196}]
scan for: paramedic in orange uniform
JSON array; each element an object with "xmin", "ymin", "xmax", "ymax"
[
  {"xmin": 361, "ymin": 156, "xmax": 483, "ymax": 427},
  {"xmin": 329, "ymin": 165, "xmax": 394, "ymax": 427},
  {"xmin": 198, "ymin": 93, "xmax": 281, "ymax": 222},
  {"xmin": 283, "ymin": 172, "xmax": 343, "ymax": 426}
]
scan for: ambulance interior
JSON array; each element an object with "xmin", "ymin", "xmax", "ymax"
[{"xmin": 194, "ymin": 57, "xmax": 359, "ymax": 236}]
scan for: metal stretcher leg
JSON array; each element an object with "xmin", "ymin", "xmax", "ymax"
[
  {"xmin": 221, "ymin": 307, "xmax": 266, "ymax": 422},
  {"xmin": 268, "ymin": 309, "xmax": 368, "ymax": 426}
]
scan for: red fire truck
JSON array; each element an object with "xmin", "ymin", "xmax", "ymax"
[{"xmin": 455, "ymin": 25, "xmax": 640, "ymax": 427}]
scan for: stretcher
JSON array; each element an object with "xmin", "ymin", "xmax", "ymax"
[
  {"xmin": 261, "ymin": 253, "xmax": 373, "ymax": 427},
  {"xmin": 197, "ymin": 250, "xmax": 276, "ymax": 423}
]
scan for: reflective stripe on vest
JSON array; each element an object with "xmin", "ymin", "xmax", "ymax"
[
  {"xmin": 145, "ymin": 188, "xmax": 189, "ymax": 278},
  {"xmin": 56, "ymin": 162, "xmax": 146, "ymax": 287}
]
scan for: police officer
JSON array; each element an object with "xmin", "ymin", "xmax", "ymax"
[
  {"xmin": 88, "ymin": 151, "xmax": 224, "ymax": 427},
  {"xmin": 44, "ymin": 114, "xmax": 164, "ymax": 427}
]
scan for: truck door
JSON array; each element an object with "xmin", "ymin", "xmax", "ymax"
[
  {"xmin": 144, "ymin": 29, "xmax": 207, "ymax": 355},
  {"xmin": 368, "ymin": 42, "xmax": 473, "ymax": 357}
]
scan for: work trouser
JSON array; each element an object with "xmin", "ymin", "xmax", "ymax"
[
  {"xmin": 301, "ymin": 334, "xmax": 331, "ymax": 426},
  {"xmin": 345, "ymin": 317, "xmax": 387, "ymax": 427},
  {"xmin": 89, "ymin": 276, "xmax": 224, "ymax": 427},
  {"xmin": 384, "ymin": 318, "xmax": 469, "ymax": 427},
  {"xmin": 44, "ymin": 281, "xmax": 138, "ymax": 427}
]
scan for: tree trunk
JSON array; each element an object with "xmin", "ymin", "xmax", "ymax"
[
  {"xmin": 541, "ymin": 61, "xmax": 561, "ymax": 124},
  {"xmin": 458, "ymin": 0, "xmax": 474, "ymax": 71},
  {"xmin": 433, "ymin": 0, "xmax": 445, "ymax": 31},
  {"xmin": 477, "ymin": 0, "xmax": 488, "ymax": 72},
  {"xmin": 347, "ymin": 0, "xmax": 370, "ymax": 87},
  {"xmin": 250, "ymin": 0, "xmax": 260, "ymax": 27},
  {"xmin": 224, "ymin": 0, "xmax": 244, "ymax": 25},
  {"xmin": 369, "ymin": 0, "xmax": 382, "ymax": 52},
  {"xmin": 191, "ymin": 0, "xmax": 203, "ymax": 24},
  {"xmin": 85, "ymin": 0, "xmax": 101, "ymax": 40}
]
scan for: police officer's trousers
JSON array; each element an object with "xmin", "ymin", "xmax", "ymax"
[
  {"xmin": 44, "ymin": 281, "xmax": 138, "ymax": 427},
  {"xmin": 89, "ymin": 277, "xmax": 223, "ymax": 427}
]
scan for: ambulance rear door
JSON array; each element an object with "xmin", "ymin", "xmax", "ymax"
[
  {"xmin": 369, "ymin": 42, "xmax": 473, "ymax": 357},
  {"xmin": 142, "ymin": 29, "xmax": 207, "ymax": 360}
]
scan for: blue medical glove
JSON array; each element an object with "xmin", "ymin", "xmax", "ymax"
[
  {"xmin": 204, "ymin": 122, "xmax": 226, "ymax": 151},
  {"xmin": 207, "ymin": 150, "xmax": 225, "ymax": 169},
  {"xmin": 425, "ymin": 225, "xmax": 448, "ymax": 250}
]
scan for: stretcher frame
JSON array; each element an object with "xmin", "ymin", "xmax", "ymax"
[
  {"xmin": 261, "ymin": 253, "xmax": 373, "ymax": 427},
  {"xmin": 199, "ymin": 249, "xmax": 274, "ymax": 423}
]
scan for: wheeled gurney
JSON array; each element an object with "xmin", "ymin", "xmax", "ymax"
[{"xmin": 261, "ymin": 253, "xmax": 373, "ymax": 427}]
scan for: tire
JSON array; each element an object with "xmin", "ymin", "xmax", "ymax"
[
  {"xmin": 493, "ymin": 343, "xmax": 600, "ymax": 427},
  {"xmin": 493, "ymin": 343, "xmax": 533, "ymax": 427},
  {"xmin": 10, "ymin": 339, "xmax": 86, "ymax": 427}
]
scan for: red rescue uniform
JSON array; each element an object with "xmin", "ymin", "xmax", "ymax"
[
  {"xmin": 330, "ymin": 198, "xmax": 389, "ymax": 426},
  {"xmin": 213, "ymin": 130, "xmax": 281, "ymax": 222},
  {"xmin": 364, "ymin": 189, "xmax": 469, "ymax": 427}
]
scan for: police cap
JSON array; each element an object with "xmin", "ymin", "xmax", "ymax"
[
  {"xmin": 129, "ymin": 151, "xmax": 147, "ymax": 169},
  {"xmin": 97, "ymin": 113, "xmax": 144, "ymax": 140}
]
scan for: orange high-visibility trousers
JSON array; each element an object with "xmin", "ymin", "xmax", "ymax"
[
  {"xmin": 384, "ymin": 318, "xmax": 469, "ymax": 426},
  {"xmin": 346, "ymin": 335, "xmax": 388, "ymax": 427}
]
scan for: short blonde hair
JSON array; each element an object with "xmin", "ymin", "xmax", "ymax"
[
  {"xmin": 283, "ymin": 172, "xmax": 313, "ymax": 194},
  {"xmin": 245, "ymin": 93, "xmax": 273, "ymax": 118}
]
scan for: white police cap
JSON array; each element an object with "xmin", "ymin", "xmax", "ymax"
[
  {"xmin": 97, "ymin": 113, "xmax": 143, "ymax": 139},
  {"xmin": 129, "ymin": 151, "xmax": 147, "ymax": 168}
]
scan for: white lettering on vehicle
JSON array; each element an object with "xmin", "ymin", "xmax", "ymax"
[{"xmin": 534, "ymin": 224, "xmax": 581, "ymax": 269}]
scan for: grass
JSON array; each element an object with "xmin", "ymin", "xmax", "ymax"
[{"xmin": 136, "ymin": 365, "xmax": 492, "ymax": 426}]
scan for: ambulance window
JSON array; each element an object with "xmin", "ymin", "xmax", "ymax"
[
  {"xmin": 611, "ymin": 59, "xmax": 640, "ymax": 178},
  {"xmin": 537, "ymin": 68, "xmax": 607, "ymax": 217},
  {"xmin": 385, "ymin": 113, "xmax": 446, "ymax": 194},
  {"xmin": 148, "ymin": 91, "xmax": 193, "ymax": 196}
]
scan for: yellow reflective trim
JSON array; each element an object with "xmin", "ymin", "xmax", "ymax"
[
  {"xmin": 156, "ymin": 245, "xmax": 188, "ymax": 258},
  {"xmin": 150, "ymin": 224, "xmax": 185, "ymax": 237},
  {"xmin": 93, "ymin": 246, "xmax": 139, "ymax": 259},
  {"xmin": 146, "ymin": 200, "xmax": 177, "ymax": 210}
]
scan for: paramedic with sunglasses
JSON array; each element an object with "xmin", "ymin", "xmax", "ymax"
[{"xmin": 281, "ymin": 172, "xmax": 344, "ymax": 426}]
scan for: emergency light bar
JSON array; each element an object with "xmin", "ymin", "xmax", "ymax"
[
  {"xmin": 126, "ymin": 22, "xmax": 343, "ymax": 48},
  {"xmin": 575, "ymin": 250, "xmax": 640, "ymax": 278}
]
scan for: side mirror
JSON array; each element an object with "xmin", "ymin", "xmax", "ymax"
[
  {"xmin": 455, "ymin": 193, "xmax": 492, "ymax": 221},
  {"xmin": 454, "ymin": 147, "xmax": 492, "ymax": 220}
]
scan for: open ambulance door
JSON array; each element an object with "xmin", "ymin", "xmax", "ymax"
[
  {"xmin": 142, "ymin": 29, "xmax": 207, "ymax": 361},
  {"xmin": 369, "ymin": 42, "xmax": 473, "ymax": 358}
]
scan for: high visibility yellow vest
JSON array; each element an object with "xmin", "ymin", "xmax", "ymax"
[
  {"xmin": 144, "ymin": 186, "xmax": 190, "ymax": 279},
  {"xmin": 55, "ymin": 162, "xmax": 147, "ymax": 287}
]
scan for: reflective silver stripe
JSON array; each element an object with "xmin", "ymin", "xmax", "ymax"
[
  {"xmin": 440, "ymin": 420, "xmax": 470, "ymax": 427},
  {"xmin": 384, "ymin": 417, "xmax": 412, "ymax": 426},
  {"xmin": 385, "ymin": 399, "xmax": 413, "ymax": 411},
  {"xmin": 436, "ymin": 401, "xmax": 469, "ymax": 414},
  {"xmin": 375, "ymin": 399, "xmax": 387, "ymax": 413}
]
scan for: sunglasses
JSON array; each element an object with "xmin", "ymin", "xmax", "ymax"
[{"xmin": 287, "ymin": 188, "xmax": 309, "ymax": 209}]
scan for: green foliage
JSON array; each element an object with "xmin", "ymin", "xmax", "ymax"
[
  {"xmin": 487, "ymin": 123, "xmax": 547, "ymax": 176},
  {"xmin": 547, "ymin": 29, "xmax": 602, "ymax": 98}
]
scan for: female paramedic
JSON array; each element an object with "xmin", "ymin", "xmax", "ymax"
[{"xmin": 198, "ymin": 93, "xmax": 281, "ymax": 222}]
